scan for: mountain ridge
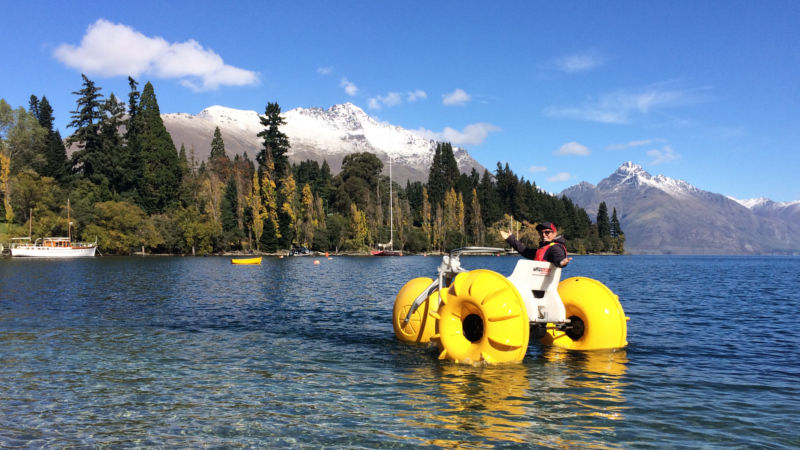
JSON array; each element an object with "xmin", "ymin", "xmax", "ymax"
[
  {"xmin": 162, "ymin": 102, "xmax": 486, "ymax": 183},
  {"xmin": 560, "ymin": 162, "xmax": 800, "ymax": 255}
]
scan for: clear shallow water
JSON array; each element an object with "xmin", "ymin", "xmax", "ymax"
[{"xmin": 1, "ymin": 255, "xmax": 798, "ymax": 447}]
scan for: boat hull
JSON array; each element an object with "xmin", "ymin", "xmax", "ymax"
[
  {"xmin": 232, "ymin": 257, "xmax": 262, "ymax": 265},
  {"xmin": 11, "ymin": 246, "xmax": 97, "ymax": 257},
  {"xmin": 371, "ymin": 250, "xmax": 403, "ymax": 256}
]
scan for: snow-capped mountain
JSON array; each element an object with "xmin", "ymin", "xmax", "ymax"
[
  {"xmin": 732, "ymin": 197, "xmax": 800, "ymax": 221},
  {"xmin": 561, "ymin": 162, "xmax": 800, "ymax": 254},
  {"xmin": 162, "ymin": 103, "xmax": 485, "ymax": 182}
]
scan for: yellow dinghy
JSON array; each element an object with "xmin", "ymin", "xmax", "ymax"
[{"xmin": 231, "ymin": 257, "xmax": 262, "ymax": 265}]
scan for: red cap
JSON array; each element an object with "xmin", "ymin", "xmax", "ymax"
[{"xmin": 535, "ymin": 222, "xmax": 557, "ymax": 232}]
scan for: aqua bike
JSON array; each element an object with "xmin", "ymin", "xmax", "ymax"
[{"xmin": 392, "ymin": 247, "xmax": 629, "ymax": 364}]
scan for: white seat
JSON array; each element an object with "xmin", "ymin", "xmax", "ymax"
[{"xmin": 507, "ymin": 260, "xmax": 567, "ymax": 323}]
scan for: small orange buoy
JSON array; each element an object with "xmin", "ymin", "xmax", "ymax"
[
  {"xmin": 314, "ymin": 260, "xmax": 321, "ymax": 265},
  {"xmin": 325, "ymin": 252, "xmax": 329, "ymax": 257}
]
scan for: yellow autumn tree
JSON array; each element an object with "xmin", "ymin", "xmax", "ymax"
[
  {"xmin": 261, "ymin": 170, "xmax": 281, "ymax": 247},
  {"xmin": 314, "ymin": 194, "xmax": 326, "ymax": 229},
  {"xmin": 299, "ymin": 183, "xmax": 314, "ymax": 247},
  {"xmin": 442, "ymin": 188, "xmax": 465, "ymax": 249},
  {"xmin": 348, "ymin": 202, "xmax": 370, "ymax": 250},
  {"xmin": 278, "ymin": 171, "xmax": 297, "ymax": 247},
  {"xmin": 456, "ymin": 191, "xmax": 465, "ymax": 236},
  {"xmin": 0, "ymin": 151, "xmax": 12, "ymax": 223},
  {"xmin": 422, "ymin": 187, "xmax": 432, "ymax": 247},
  {"xmin": 470, "ymin": 188, "xmax": 484, "ymax": 245},
  {"xmin": 247, "ymin": 170, "xmax": 264, "ymax": 250},
  {"xmin": 432, "ymin": 204, "xmax": 444, "ymax": 252},
  {"xmin": 200, "ymin": 174, "xmax": 224, "ymax": 232},
  {"xmin": 443, "ymin": 188, "xmax": 458, "ymax": 233}
]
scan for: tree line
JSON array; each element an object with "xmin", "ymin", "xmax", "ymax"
[{"xmin": 0, "ymin": 75, "xmax": 624, "ymax": 255}]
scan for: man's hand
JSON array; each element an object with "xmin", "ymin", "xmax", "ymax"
[
  {"xmin": 500, "ymin": 230, "xmax": 510, "ymax": 240},
  {"xmin": 559, "ymin": 257, "xmax": 573, "ymax": 267}
]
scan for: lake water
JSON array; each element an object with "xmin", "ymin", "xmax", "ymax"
[{"xmin": 0, "ymin": 255, "xmax": 798, "ymax": 447}]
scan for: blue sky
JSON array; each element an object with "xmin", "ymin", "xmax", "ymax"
[{"xmin": 2, "ymin": 1, "xmax": 798, "ymax": 201}]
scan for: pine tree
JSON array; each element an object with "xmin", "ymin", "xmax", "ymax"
[
  {"xmin": 120, "ymin": 77, "xmax": 143, "ymax": 198},
  {"xmin": 36, "ymin": 97, "xmax": 68, "ymax": 182},
  {"xmin": 99, "ymin": 93, "xmax": 126, "ymax": 191},
  {"xmin": 597, "ymin": 201, "xmax": 611, "ymax": 239},
  {"xmin": 207, "ymin": 126, "xmax": 231, "ymax": 180},
  {"xmin": 67, "ymin": 74, "xmax": 104, "ymax": 177},
  {"xmin": 478, "ymin": 169, "xmax": 502, "ymax": 226},
  {"xmin": 137, "ymin": 82, "xmax": 181, "ymax": 213},
  {"xmin": 210, "ymin": 126, "xmax": 227, "ymax": 159},
  {"xmin": 611, "ymin": 208, "xmax": 622, "ymax": 237},
  {"xmin": 256, "ymin": 102, "xmax": 290, "ymax": 177},
  {"xmin": 427, "ymin": 142, "xmax": 459, "ymax": 207},
  {"xmin": 28, "ymin": 95, "xmax": 40, "ymax": 121},
  {"xmin": 220, "ymin": 176, "xmax": 242, "ymax": 246}
]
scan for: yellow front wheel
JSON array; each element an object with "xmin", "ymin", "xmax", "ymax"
[
  {"xmin": 431, "ymin": 270, "xmax": 529, "ymax": 364},
  {"xmin": 393, "ymin": 277, "xmax": 437, "ymax": 344},
  {"xmin": 541, "ymin": 277, "xmax": 628, "ymax": 350}
]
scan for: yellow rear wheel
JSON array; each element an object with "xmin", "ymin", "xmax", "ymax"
[
  {"xmin": 541, "ymin": 277, "xmax": 628, "ymax": 350},
  {"xmin": 393, "ymin": 277, "xmax": 437, "ymax": 343},
  {"xmin": 432, "ymin": 270, "xmax": 529, "ymax": 364}
]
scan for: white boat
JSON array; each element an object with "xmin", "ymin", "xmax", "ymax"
[
  {"xmin": 9, "ymin": 199, "xmax": 97, "ymax": 258},
  {"xmin": 10, "ymin": 236, "xmax": 97, "ymax": 257}
]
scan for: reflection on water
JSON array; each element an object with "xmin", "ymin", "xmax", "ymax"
[
  {"xmin": 542, "ymin": 347, "xmax": 629, "ymax": 422},
  {"xmin": 395, "ymin": 346, "xmax": 629, "ymax": 446},
  {"xmin": 397, "ymin": 362, "xmax": 533, "ymax": 445}
]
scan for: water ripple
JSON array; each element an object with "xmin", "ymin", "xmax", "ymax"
[{"xmin": 1, "ymin": 255, "xmax": 799, "ymax": 447}]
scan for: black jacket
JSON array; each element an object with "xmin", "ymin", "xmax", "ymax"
[{"xmin": 505, "ymin": 234, "xmax": 568, "ymax": 265}]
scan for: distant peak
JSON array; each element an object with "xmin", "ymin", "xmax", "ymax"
[
  {"xmin": 731, "ymin": 197, "xmax": 772, "ymax": 209},
  {"xmin": 617, "ymin": 161, "xmax": 645, "ymax": 173},
  {"xmin": 329, "ymin": 102, "xmax": 369, "ymax": 116},
  {"xmin": 197, "ymin": 105, "xmax": 258, "ymax": 121},
  {"xmin": 333, "ymin": 102, "xmax": 361, "ymax": 110}
]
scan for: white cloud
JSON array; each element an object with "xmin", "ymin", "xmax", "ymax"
[
  {"xmin": 413, "ymin": 123, "xmax": 500, "ymax": 146},
  {"xmin": 555, "ymin": 51, "xmax": 605, "ymax": 73},
  {"xmin": 647, "ymin": 145, "xmax": 679, "ymax": 165},
  {"xmin": 547, "ymin": 172, "xmax": 572, "ymax": 182},
  {"xmin": 528, "ymin": 165, "xmax": 547, "ymax": 173},
  {"xmin": 607, "ymin": 138, "xmax": 665, "ymax": 150},
  {"xmin": 554, "ymin": 141, "xmax": 591, "ymax": 156},
  {"xmin": 368, "ymin": 90, "xmax": 427, "ymax": 110},
  {"xmin": 341, "ymin": 78, "xmax": 359, "ymax": 96},
  {"xmin": 442, "ymin": 88, "xmax": 471, "ymax": 106},
  {"xmin": 52, "ymin": 19, "xmax": 257, "ymax": 91},
  {"xmin": 545, "ymin": 82, "xmax": 710, "ymax": 124},
  {"xmin": 407, "ymin": 90, "xmax": 427, "ymax": 102},
  {"xmin": 317, "ymin": 66, "xmax": 333, "ymax": 75}
]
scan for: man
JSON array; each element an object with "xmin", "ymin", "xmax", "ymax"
[{"xmin": 500, "ymin": 221, "xmax": 572, "ymax": 267}]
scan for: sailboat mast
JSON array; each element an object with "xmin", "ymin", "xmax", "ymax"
[
  {"xmin": 389, "ymin": 157, "xmax": 393, "ymax": 251},
  {"xmin": 67, "ymin": 198, "xmax": 71, "ymax": 242}
]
